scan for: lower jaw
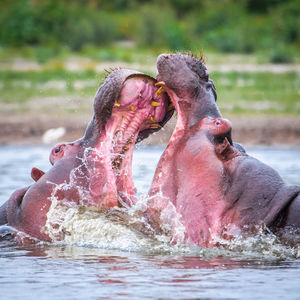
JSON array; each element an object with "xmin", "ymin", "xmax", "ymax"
[
  {"xmin": 113, "ymin": 136, "xmax": 138, "ymax": 207},
  {"xmin": 92, "ymin": 119, "xmax": 143, "ymax": 208}
]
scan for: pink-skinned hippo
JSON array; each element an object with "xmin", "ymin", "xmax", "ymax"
[
  {"xmin": 0, "ymin": 69, "xmax": 173, "ymax": 242},
  {"xmin": 0, "ymin": 167, "xmax": 45, "ymax": 230},
  {"xmin": 147, "ymin": 53, "xmax": 300, "ymax": 247}
]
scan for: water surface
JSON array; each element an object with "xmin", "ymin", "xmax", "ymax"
[{"xmin": 0, "ymin": 145, "xmax": 300, "ymax": 299}]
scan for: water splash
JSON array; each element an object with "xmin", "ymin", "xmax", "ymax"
[
  {"xmin": 4, "ymin": 145, "xmax": 297, "ymax": 259},
  {"xmin": 212, "ymin": 224, "xmax": 300, "ymax": 259},
  {"xmin": 41, "ymin": 182, "xmax": 300, "ymax": 259}
]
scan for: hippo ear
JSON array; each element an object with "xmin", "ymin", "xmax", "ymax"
[
  {"xmin": 31, "ymin": 167, "xmax": 45, "ymax": 182},
  {"xmin": 215, "ymin": 137, "xmax": 239, "ymax": 161}
]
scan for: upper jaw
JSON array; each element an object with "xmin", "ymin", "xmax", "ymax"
[
  {"xmin": 96, "ymin": 70, "xmax": 174, "ymax": 144},
  {"xmin": 85, "ymin": 71, "xmax": 175, "ymax": 195},
  {"xmin": 156, "ymin": 54, "xmax": 220, "ymax": 124}
]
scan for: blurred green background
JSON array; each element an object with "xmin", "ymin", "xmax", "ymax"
[
  {"xmin": 0, "ymin": 0, "xmax": 299, "ymax": 62},
  {"xmin": 0, "ymin": 0, "xmax": 299, "ymax": 144}
]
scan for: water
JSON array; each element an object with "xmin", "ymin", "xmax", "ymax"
[{"xmin": 0, "ymin": 145, "xmax": 300, "ymax": 299}]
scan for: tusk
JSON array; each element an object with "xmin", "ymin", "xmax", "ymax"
[
  {"xmin": 150, "ymin": 123, "xmax": 162, "ymax": 129},
  {"xmin": 114, "ymin": 102, "xmax": 121, "ymax": 107},
  {"xmin": 151, "ymin": 101, "xmax": 161, "ymax": 107},
  {"xmin": 155, "ymin": 86, "xmax": 165, "ymax": 96},
  {"xmin": 130, "ymin": 105, "xmax": 134, "ymax": 111},
  {"xmin": 155, "ymin": 81, "xmax": 166, "ymax": 87},
  {"xmin": 150, "ymin": 116, "xmax": 156, "ymax": 122}
]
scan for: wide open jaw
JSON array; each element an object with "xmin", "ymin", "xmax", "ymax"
[
  {"xmin": 145, "ymin": 53, "xmax": 227, "ymax": 242},
  {"xmin": 44, "ymin": 69, "xmax": 173, "ymax": 209},
  {"xmin": 89, "ymin": 71, "xmax": 174, "ymax": 207}
]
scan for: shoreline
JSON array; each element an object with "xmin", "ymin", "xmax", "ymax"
[{"xmin": 0, "ymin": 115, "xmax": 299, "ymax": 146}]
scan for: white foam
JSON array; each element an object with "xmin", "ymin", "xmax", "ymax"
[{"xmin": 33, "ymin": 146, "xmax": 299, "ymax": 258}]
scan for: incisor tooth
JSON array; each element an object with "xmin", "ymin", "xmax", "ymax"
[
  {"xmin": 155, "ymin": 86, "xmax": 165, "ymax": 96},
  {"xmin": 150, "ymin": 123, "xmax": 161, "ymax": 129},
  {"xmin": 130, "ymin": 105, "xmax": 134, "ymax": 111},
  {"xmin": 114, "ymin": 102, "xmax": 121, "ymax": 107},
  {"xmin": 155, "ymin": 81, "xmax": 166, "ymax": 87},
  {"xmin": 150, "ymin": 116, "xmax": 156, "ymax": 122},
  {"xmin": 151, "ymin": 101, "xmax": 161, "ymax": 107}
]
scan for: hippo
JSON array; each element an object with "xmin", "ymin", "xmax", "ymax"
[
  {"xmin": 0, "ymin": 69, "xmax": 173, "ymax": 242},
  {"xmin": 0, "ymin": 166, "xmax": 46, "ymax": 228},
  {"xmin": 147, "ymin": 53, "xmax": 300, "ymax": 247}
]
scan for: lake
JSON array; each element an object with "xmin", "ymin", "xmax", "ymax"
[{"xmin": 0, "ymin": 145, "xmax": 300, "ymax": 299}]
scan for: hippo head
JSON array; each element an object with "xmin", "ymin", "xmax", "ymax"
[
  {"xmin": 156, "ymin": 53, "xmax": 220, "ymax": 126},
  {"xmin": 84, "ymin": 69, "xmax": 174, "ymax": 145},
  {"xmin": 147, "ymin": 54, "xmax": 238, "ymax": 245},
  {"xmin": 47, "ymin": 69, "xmax": 174, "ymax": 207}
]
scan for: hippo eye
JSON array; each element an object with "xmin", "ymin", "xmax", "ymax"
[{"xmin": 54, "ymin": 146, "xmax": 61, "ymax": 153}]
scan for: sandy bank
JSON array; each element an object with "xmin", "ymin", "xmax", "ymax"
[{"xmin": 0, "ymin": 114, "xmax": 299, "ymax": 146}]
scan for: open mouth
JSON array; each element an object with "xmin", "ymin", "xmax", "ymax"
[
  {"xmin": 108, "ymin": 74, "xmax": 171, "ymax": 169},
  {"xmin": 92, "ymin": 72, "xmax": 174, "ymax": 206},
  {"xmin": 30, "ymin": 70, "xmax": 174, "ymax": 210}
]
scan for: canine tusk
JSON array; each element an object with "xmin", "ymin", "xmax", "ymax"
[
  {"xmin": 155, "ymin": 86, "xmax": 165, "ymax": 96},
  {"xmin": 151, "ymin": 101, "xmax": 161, "ymax": 107},
  {"xmin": 155, "ymin": 81, "xmax": 166, "ymax": 87},
  {"xmin": 150, "ymin": 123, "xmax": 162, "ymax": 129}
]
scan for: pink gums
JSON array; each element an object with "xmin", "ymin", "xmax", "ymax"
[{"xmin": 93, "ymin": 75, "xmax": 168, "ymax": 207}]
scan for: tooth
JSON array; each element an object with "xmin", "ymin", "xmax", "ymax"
[
  {"xmin": 155, "ymin": 86, "xmax": 165, "ymax": 96},
  {"xmin": 113, "ymin": 157, "xmax": 122, "ymax": 169},
  {"xmin": 123, "ymin": 145, "xmax": 129, "ymax": 151},
  {"xmin": 155, "ymin": 81, "xmax": 166, "ymax": 87},
  {"xmin": 150, "ymin": 123, "xmax": 161, "ymax": 129},
  {"xmin": 151, "ymin": 101, "xmax": 161, "ymax": 107},
  {"xmin": 150, "ymin": 116, "xmax": 156, "ymax": 122},
  {"xmin": 130, "ymin": 105, "xmax": 134, "ymax": 111},
  {"xmin": 128, "ymin": 137, "xmax": 134, "ymax": 144},
  {"xmin": 114, "ymin": 102, "xmax": 121, "ymax": 107}
]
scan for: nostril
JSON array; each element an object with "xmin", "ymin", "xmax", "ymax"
[{"xmin": 216, "ymin": 120, "xmax": 221, "ymax": 126}]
